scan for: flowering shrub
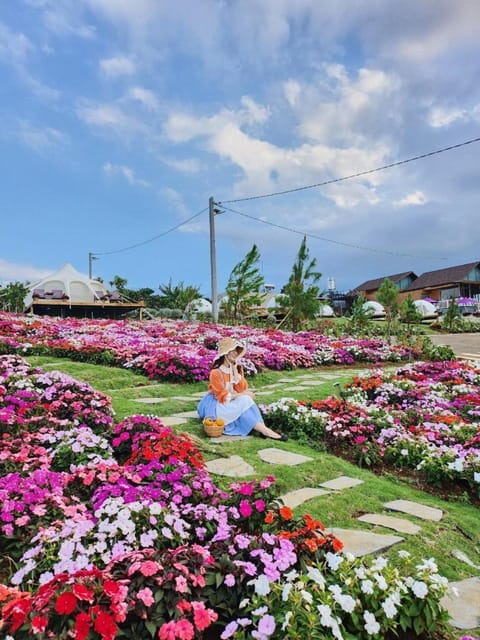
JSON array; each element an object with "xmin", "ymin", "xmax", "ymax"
[
  {"xmin": 263, "ymin": 360, "xmax": 480, "ymax": 497},
  {"xmin": 0, "ymin": 312, "xmax": 418, "ymax": 383},
  {"xmin": 226, "ymin": 551, "xmax": 450, "ymax": 640},
  {"xmin": 0, "ymin": 355, "xmax": 456, "ymax": 639}
]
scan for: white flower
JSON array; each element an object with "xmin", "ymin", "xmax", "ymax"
[
  {"xmin": 282, "ymin": 611, "xmax": 293, "ymax": 631},
  {"xmin": 398, "ymin": 550, "xmax": 410, "ymax": 558},
  {"xmin": 416, "ymin": 557, "xmax": 437, "ymax": 572},
  {"xmin": 325, "ymin": 552, "xmax": 344, "ymax": 571},
  {"xmin": 382, "ymin": 597, "xmax": 398, "ymax": 619},
  {"xmin": 282, "ymin": 582, "xmax": 293, "ymax": 601},
  {"xmin": 301, "ymin": 589, "xmax": 313, "ymax": 604},
  {"xmin": 254, "ymin": 574, "xmax": 271, "ymax": 596},
  {"xmin": 474, "ymin": 471, "xmax": 480, "ymax": 483},
  {"xmin": 307, "ymin": 566, "xmax": 326, "ymax": 587},
  {"xmin": 363, "ymin": 610, "xmax": 380, "ymax": 635},
  {"xmin": 361, "ymin": 579, "xmax": 374, "ymax": 594},
  {"xmin": 371, "ymin": 556, "xmax": 388, "ymax": 571},
  {"xmin": 374, "ymin": 573, "xmax": 388, "ymax": 590},
  {"xmin": 411, "ymin": 580, "xmax": 429, "ymax": 599}
]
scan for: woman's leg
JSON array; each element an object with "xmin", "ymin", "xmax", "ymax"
[{"xmin": 252, "ymin": 421, "xmax": 285, "ymax": 439}]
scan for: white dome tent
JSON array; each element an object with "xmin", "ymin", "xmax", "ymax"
[
  {"xmin": 24, "ymin": 263, "xmax": 109, "ymax": 307},
  {"xmin": 24, "ymin": 263, "xmax": 144, "ymax": 318},
  {"xmin": 413, "ymin": 299, "xmax": 438, "ymax": 319},
  {"xmin": 362, "ymin": 300, "xmax": 386, "ymax": 318},
  {"xmin": 317, "ymin": 304, "xmax": 335, "ymax": 318}
]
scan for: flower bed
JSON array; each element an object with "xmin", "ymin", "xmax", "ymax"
[
  {"xmin": 263, "ymin": 360, "xmax": 480, "ymax": 498},
  {"xmin": 0, "ymin": 356, "xmax": 453, "ymax": 639},
  {"xmin": 0, "ymin": 312, "xmax": 417, "ymax": 382}
]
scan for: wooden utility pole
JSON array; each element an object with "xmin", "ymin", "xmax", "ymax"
[{"xmin": 209, "ymin": 197, "xmax": 219, "ymax": 323}]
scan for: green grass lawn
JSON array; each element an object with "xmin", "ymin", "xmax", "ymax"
[{"xmin": 25, "ymin": 356, "xmax": 480, "ymax": 604}]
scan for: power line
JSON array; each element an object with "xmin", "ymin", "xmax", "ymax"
[
  {"xmin": 221, "ymin": 135, "xmax": 480, "ymax": 204},
  {"xmin": 222, "ymin": 204, "xmax": 446, "ymax": 260},
  {"xmin": 92, "ymin": 207, "xmax": 208, "ymax": 256}
]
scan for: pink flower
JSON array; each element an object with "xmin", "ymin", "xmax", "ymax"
[
  {"xmin": 175, "ymin": 575, "xmax": 188, "ymax": 593},
  {"xmin": 159, "ymin": 621, "xmax": 176, "ymax": 640},
  {"xmin": 139, "ymin": 560, "xmax": 161, "ymax": 576},
  {"xmin": 254, "ymin": 499, "xmax": 266, "ymax": 512},
  {"xmin": 137, "ymin": 587, "xmax": 154, "ymax": 607},
  {"xmin": 175, "ymin": 619, "xmax": 195, "ymax": 640},
  {"xmin": 239, "ymin": 499, "xmax": 253, "ymax": 517}
]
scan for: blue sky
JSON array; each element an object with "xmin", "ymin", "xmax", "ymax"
[{"xmin": 1, "ymin": 1, "xmax": 480, "ymax": 297}]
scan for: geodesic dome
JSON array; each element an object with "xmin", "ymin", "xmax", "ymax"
[{"xmin": 317, "ymin": 304, "xmax": 335, "ymax": 317}]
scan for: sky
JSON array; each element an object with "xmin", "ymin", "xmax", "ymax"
[{"xmin": 1, "ymin": 0, "xmax": 480, "ymax": 298}]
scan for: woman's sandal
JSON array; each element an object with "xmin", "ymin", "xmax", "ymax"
[{"xmin": 261, "ymin": 433, "xmax": 288, "ymax": 442}]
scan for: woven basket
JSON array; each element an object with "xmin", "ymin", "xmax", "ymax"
[{"xmin": 203, "ymin": 418, "xmax": 224, "ymax": 438}]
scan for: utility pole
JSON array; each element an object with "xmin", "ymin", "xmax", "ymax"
[
  {"xmin": 88, "ymin": 252, "xmax": 97, "ymax": 279},
  {"xmin": 209, "ymin": 196, "xmax": 219, "ymax": 323}
]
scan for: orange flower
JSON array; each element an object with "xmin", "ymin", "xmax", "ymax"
[
  {"xmin": 304, "ymin": 538, "xmax": 318, "ymax": 552},
  {"xmin": 279, "ymin": 506, "xmax": 293, "ymax": 521},
  {"xmin": 264, "ymin": 511, "xmax": 275, "ymax": 524},
  {"xmin": 332, "ymin": 537, "xmax": 344, "ymax": 552}
]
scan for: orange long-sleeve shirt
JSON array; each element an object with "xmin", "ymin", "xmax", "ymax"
[{"xmin": 208, "ymin": 367, "xmax": 248, "ymax": 403}]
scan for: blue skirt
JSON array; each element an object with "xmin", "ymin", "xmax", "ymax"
[{"xmin": 197, "ymin": 393, "xmax": 263, "ymax": 436}]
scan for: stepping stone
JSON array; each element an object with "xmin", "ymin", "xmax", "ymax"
[
  {"xmin": 173, "ymin": 396, "xmax": 197, "ymax": 402},
  {"xmin": 295, "ymin": 380, "xmax": 322, "ymax": 387},
  {"xmin": 319, "ymin": 476, "xmax": 364, "ymax": 491},
  {"xmin": 285, "ymin": 385, "xmax": 309, "ymax": 391},
  {"xmin": 208, "ymin": 436, "xmax": 252, "ymax": 444},
  {"xmin": 279, "ymin": 487, "xmax": 330, "ymax": 509},
  {"xmin": 255, "ymin": 391, "xmax": 274, "ymax": 396},
  {"xmin": 206, "ymin": 455, "xmax": 255, "ymax": 477},
  {"xmin": 357, "ymin": 513, "xmax": 421, "ymax": 535},
  {"xmin": 262, "ymin": 383, "xmax": 289, "ymax": 389},
  {"xmin": 134, "ymin": 397, "xmax": 168, "ymax": 404},
  {"xmin": 384, "ymin": 499, "xmax": 443, "ymax": 521},
  {"xmin": 451, "ymin": 550, "xmax": 480, "ymax": 570},
  {"xmin": 440, "ymin": 577, "xmax": 480, "ymax": 629},
  {"xmin": 191, "ymin": 392, "xmax": 207, "ymax": 398},
  {"xmin": 160, "ymin": 416, "xmax": 187, "ymax": 426},
  {"xmin": 320, "ymin": 374, "xmax": 342, "ymax": 379},
  {"xmin": 209, "ymin": 435, "xmax": 251, "ymax": 444},
  {"xmin": 328, "ymin": 528, "xmax": 404, "ymax": 557},
  {"xmin": 171, "ymin": 410, "xmax": 199, "ymax": 419},
  {"xmin": 257, "ymin": 448, "xmax": 313, "ymax": 466}
]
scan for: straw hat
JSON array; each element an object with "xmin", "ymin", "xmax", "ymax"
[{"xmin": 213, "ymin": 337, "xmax": 246, "ymax": 363}]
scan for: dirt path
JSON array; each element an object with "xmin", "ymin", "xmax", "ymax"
[{"xmin": 428, "ymin": 333, "xmax": 480, "ymax": 358}]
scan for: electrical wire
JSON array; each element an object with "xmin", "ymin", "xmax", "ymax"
[
  {"xmin": 222, "ymin": 204, "xmax": 446, "ymax": 260},
  {"xmin": 92, "ymin": 207, "xmax": 208, "ymax": 256},
  {"xmin": 221, "ymin": 136, "xmax": 480, "ymax": 203}
]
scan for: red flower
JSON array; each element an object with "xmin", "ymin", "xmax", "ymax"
[
  {"xmin": 31, "ymin": 615, "xmax": 48, "ymax": 633},
  {"xmin": 74, "ymin": 612, "xmax": 91, "ymax": 640},
  {"xmin": 55, "ymin": 591, "xmax": 77, "ymax": 615},
  {"xmin": 73, "ymin": 583, "xmax": 95, "ymax": 602},
  {"xmin": 94, "ymin": 610, "xmax": 118, "ymax": 640},
  {"xmin": 264, "ymin": 511, "xmax": 274, "ymax": 524}
]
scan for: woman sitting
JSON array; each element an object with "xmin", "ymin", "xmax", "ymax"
[{"xmin": 197, "ymin": 337, "xmax": 287, "ymax": 441}]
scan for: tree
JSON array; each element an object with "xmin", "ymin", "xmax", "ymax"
[
  {"xmin": 399, "ymin": 294, "xmax": 422, "ymax": 335},
  {"xmin": 443, "ymin": 296, "xmax": 462, "ymax": 332},
  {"xmin": 349, "ymin": 293, "xmax": 374, "ymax": 334},
  {"xmin": 0, "ymin": 281, "xmax": 30, "ymax": 313},
  {"xmin": 224, "ymin": 244, "xmax": 265, "ymax": 323},
  {"xmin": 109, "ymin": 275, "xmax": 128, "ymax": 293},
  {"xmin": 277, "ymin": 236, "xmax": 321, "ymax": 332},
  {"xmin": 158, "ymin": 279, "xmax": 202, "ymax": 311},
  {"xmin": 376, "ymin": 278, "xmax": 399, "ymax": 344}
]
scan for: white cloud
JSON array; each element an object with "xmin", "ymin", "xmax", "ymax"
[
  {"xmin": 162, "ymin": 157, "xmax": 201, "ymax": 174},
  {"xmin": 18, "ymin": 119, "xmax": 66, "ymax": 152},
  {"xmin": 24, "ymin": 0, "xmax": 96, "ymax": 39},
  {"xmin": 102, "ymin": 162, "xmax": 149, "ymax": 187},
  {"xmin": 127, "ymin": 86, "xmax": 159, "ymax": 110},
  {"xmin": 0, "ymin": 259, "xmax": 52, "ymax": 284},
  {"xmin": 428, "ymin": 106, "xmax": 466, "ymax": 128},
  {"xmin": 99, "ymin": 55, "xmax": 136, "ymax": 77},
  {"xmin": 0, "ymin": 21, "xmax": 33, "ymax": 64},
  {"xmin": 240, "ymin": 96, "xmax": 271, "ymax": 125},
  {"xmin": 395, "ymin": 191, "xmax": 428, "ymax": 206},
  {"xmin": 284, "ymin": 79, "xmax": 301, "ymax": 107},
  {"xmin": 77, "ymin": 101, "xmax": 145, "ymax": 136}
]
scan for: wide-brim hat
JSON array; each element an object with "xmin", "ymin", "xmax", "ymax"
[{"xmin": 213, "ymin": 337, "xmax": 246, "ymax": 363}]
